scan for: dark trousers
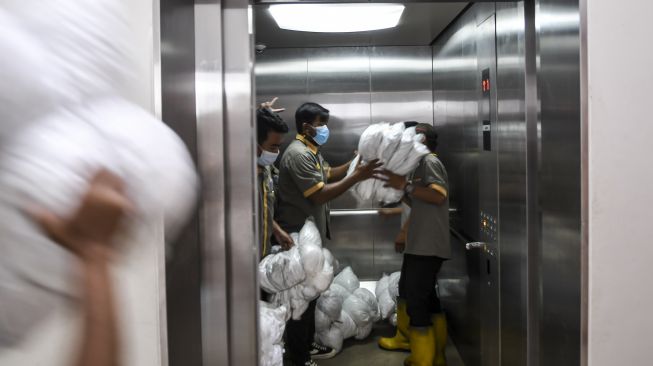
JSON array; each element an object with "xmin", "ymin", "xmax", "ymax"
[
  {"xmin": 398, "ymin": 253, "xmax": 445, "ymax": 327},
  {"xmin": 285, "ymin": 299, "xmax": 317, "ymax": 365}
]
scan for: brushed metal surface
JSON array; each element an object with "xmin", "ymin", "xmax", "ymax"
[
  {"xmin": 159, "ymin": 0, "xmax": 204, "ymax": 364},
  {"xmin": 222, "ymin": 1, "xmax": 259, "ymax": 365},
  {"xmin": 496, "ymin": 2, "xmax": 529, "ymax": 366},
  {"xmin": 535, "ymin": 0, "xmax": 582, "ymax": 364}
]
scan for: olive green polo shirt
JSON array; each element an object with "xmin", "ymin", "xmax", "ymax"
[
  {"xmin": 258, "ymin": 165, "xmax": 276, "ymax": 259},
  {"xmin": 405, "ymin": 154, "xmax": 451, "ymax": 259},
  {"xmin": 277, "ymin": 135, "xmax": 331, "ymax": 241}
]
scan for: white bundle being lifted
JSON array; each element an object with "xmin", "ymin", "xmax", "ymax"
[
  {"xmin": 259, "ymin": 302, "xmax": 288, "ymax": 366},
  {"xmin": 0, "ymin": 0, "xmax": 198, "ymax": 346},
  {"xmin": 352, "ymin": 122, "xmax": 430, "ymax": 204},
  {"xmin": 262, "ymin": 219, "xmax": 335, "ymax": 320},
  {"xmin": 375, "ymin": 271, "xmax": 402, "ymax": 322},
  {"xmin": 314, "ymin": 267, "xmax": 381, "ymax": 353}
]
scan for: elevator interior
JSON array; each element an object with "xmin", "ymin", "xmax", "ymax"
[
  {"xmin": 253, "ymin": 1, "xmax": 580, "ymax": 365},
  {"xmin": 161, "ymin": 0, "xmax": 583, "ymax": 365}
]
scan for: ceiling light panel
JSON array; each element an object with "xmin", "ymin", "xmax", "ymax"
[{"xmin": 268, "ymin": 4, "xmax": 405, "ymax": 33}]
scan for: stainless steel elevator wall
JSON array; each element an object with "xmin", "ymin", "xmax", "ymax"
[{"xmin": 256, "ymin": 46, "xmax": 433, "ymax": 279}]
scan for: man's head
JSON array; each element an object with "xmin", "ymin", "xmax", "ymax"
[
  {"xmin": 295, "ymin": 102, "xmax": 330, "ymax": 145},
  {"xmin": 415, "ymin": 123, "xmax": 439, "ymax": 152},
  {"xmin": 257, "ymin": 108, "xmax": 289, "ymax": 165}
]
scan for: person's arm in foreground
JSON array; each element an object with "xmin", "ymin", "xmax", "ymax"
[
  {"xmin": 31, "ymin": 169, "xmax": 131, "ymax": 366},
  {"xmin": 308, "ymin": 159, "xmax": 382, "ymax": 205},
  {"xmin": 375, "ymin": 169, "xmax": 447, "ymax": 206}
]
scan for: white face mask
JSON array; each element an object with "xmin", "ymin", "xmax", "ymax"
[
  {"xmin": 257, "ymin": 148, "xmax": 279, "ymax": 167},
  {"xmin": 414, "ymin": 133, "xmax": 426, "ymax": 144}
]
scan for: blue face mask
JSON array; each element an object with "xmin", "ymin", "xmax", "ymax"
[{"xmin": 313, "ymin": 125, "xmax": 330, "ymax": 145}]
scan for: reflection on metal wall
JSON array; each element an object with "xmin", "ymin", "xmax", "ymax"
[
  {"xmin": 535, "ymin": 0, "xmax": 582, "ymax": 364},
  {"xmin": 256, "ymin": 46, "xmax": 433, "ymax": 279}
]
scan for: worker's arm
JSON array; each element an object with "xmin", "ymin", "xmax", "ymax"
[
  {"xmin": 394, "ymin": 217, "xmax": 410, "ymax": 253},
  {"xmin": 375, "ymin": 169, "xmax": 447, "ymax": 206},
  {"xmin": 31, "ymin": 170, "xmax": 130, "ymax": 366},
  {"xmin": 327, "ymin": 160, "xmax": 353, "ymax": 183},
  {"xmin": 272, "ymin": 220, "xmax": 294, "ymax": 250},
  {"xmin": 308, "ymin": 159, "xmax": 382, "ymax": 205}
]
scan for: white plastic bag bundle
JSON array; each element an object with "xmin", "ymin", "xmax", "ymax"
[
  {"xmin": 267, "ymin": 219, "xmax": 336, "ymax": 320},
  {"xmin": 259, "ymin": 302, "xmax": 288, "ymax": 366},
  {"xmin": 336, "ymin": 310, "xmax": 358, "ymax": 339},
  {"xmin": 388, "ymin": 271, "xmax": 402, "ymax": 299},
  {"xmin": 375, "ymin": 274, "xmax": 395, "ymax": 319},
  {"xmin": 352, "ymin": 123, "xmax": 430, "ymax": 204},
  {"xmin": 0, "ymin": 99, "xmax": 198, "ymax": 346},
  {"xmin": 259, "ymin": 246, "xmax": 306, "ymax": 293},
  {"xmin": 353, "ymin": 288, "xmax": 380, "ymax": 322},
  {"xmin": 315, "ymin": 308, "xmax": 332, "ymax": 333},
  {"xmin": 333, "ymin": 267, "xmax": 360, "ymax": 293},
  {"xmin": 357, "ymin": 123, "xmax": 387, "ymax": 160},
  {"xmin": 316, "ymin": 326, "xmax": 344, "ymax": 353},
  {"xmin": 343, "ymin": 293, "xmax": 375, "ymax": 327},
  {"xmin": 317, "ymin": 286, "xmax": 347, "ymax": 321},
  {"xmin": 355, "ymin": 322, "xmax": 374, "ymax": 340}
]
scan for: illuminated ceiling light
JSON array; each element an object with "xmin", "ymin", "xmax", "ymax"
[{"xmin": 268, "ymin": 4, "xmax": 405, "ymax": 33}]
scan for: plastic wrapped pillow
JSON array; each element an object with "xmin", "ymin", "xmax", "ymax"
[
  {"xmin": 259, "ymin": 302, "xmax": 288, "ymax": 366},
  {"xmin": 258, "ymin": 246, "xmax": 306, "ymax": 293},
  {"xmin": 358, "ymin": 123, "xmax": 388, "ymax": 160},
  {"xmin": 377, "ymin": 122, "xmax": 405, "ymax": 164},
  {"xmin": 299, "ymin": 219, "xmax": 322, "ymax": 248},
  {"xmin": 299, "ymin": 243, "xmax": 325, "ymax": 277},
  {"xmin": 342, "ymin": 294, "xmax": 373, "ymax": 327},
  {"xmin": 316, "ymin": 326, "xmax": 344, "ymax": 353},
  {"xmin": 317, "ymin": 288, "xmax": 345, "ymax": 321},
  {"xmin": 315, "ymin": 308, "xmax": 331, "ymax": 333},
  {"xmin": 335, "ymin": 310, "xmax": 358, "ymax": 339},
  {"xmin": 388, "ymin": 271, "xmax": 402, "ymax": 299},
  {"xmin": 354, "ymin": 321, "xmax": 374, "ymax": 340},
  {"xmin": 353, "ymin": 288, "xmax": 380, "ymax": 322},
  {"xmin": 333, "ymin": 267, "xmax": 360, "ymax": 293}
]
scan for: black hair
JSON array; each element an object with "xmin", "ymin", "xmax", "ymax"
[
  {"xmin": 403, "ymin": 121, "xmax": 419, "ymax": 128},
  {"xmin": 415, "ymin": 123, "xmax": 439, "ymax": 152},
  {"xmin": 257, "ymin": 107, "xmax": 289, "ymax": 145},
  {"xmin": 295, "ymin": 102, "xmax": 330, "ymax": 133}
]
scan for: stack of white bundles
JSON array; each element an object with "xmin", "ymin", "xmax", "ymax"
[
  {"xmin": 259, "ymin": 302, "xmax": 288, "ymax": 366},
  {"xmin": 352, "ymin": 123, "xmax": 430, "ymax": 204},
  {"xmin": 267, "ymin": 219, "xmax": 335, "ymax": 320},
  {"xmin": 314, "ymin": 267, "xmax": 382, "ymax": 352},
  {"xmin": 0, "ymin": 1, "xmax": 199, "ymax": 346}
]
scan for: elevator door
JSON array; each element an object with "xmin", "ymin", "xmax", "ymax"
[{"xmin": 475, "ymin": 14, "xmax": 501, "ymax": 366}]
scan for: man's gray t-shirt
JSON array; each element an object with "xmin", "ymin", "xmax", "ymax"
[
  {"xmin": 405, "ymin": 154, "xmax": 451, "ymax": 259},
  {"xmin": 277, "ymin": 135, "xmax": 331, "ymax": 241}
]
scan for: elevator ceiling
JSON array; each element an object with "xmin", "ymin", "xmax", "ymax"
[{"xmin": 254, "ymin": 2, "xmax": 468, "ymax": 48}]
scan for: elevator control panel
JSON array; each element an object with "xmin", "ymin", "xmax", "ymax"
[
  {"xmin": 481, "ymin": 68, "xmax": 492, "ymax": 151},
  {"xmin": 480, "ymin": 210, "xmax": 497, "ymax": 242}
]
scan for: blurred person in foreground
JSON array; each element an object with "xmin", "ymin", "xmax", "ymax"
[
  {"xmin": 375, "ymin": 123, "xmax": 450, "ymax": 366},
  {"xmin": 30, "ymin": 169, "xmax": 131, "ymax": 366}
]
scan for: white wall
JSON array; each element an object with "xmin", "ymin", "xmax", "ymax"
[
  {"xmin": 587, "ymin": 1, "xmax": 653, "ymax": 365},
  {"xmin": 0, "ymin": 1, "xmax": 166, "ymax": 365}
]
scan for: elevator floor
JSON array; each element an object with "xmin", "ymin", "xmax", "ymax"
[{"xmin": 316, "ymin": 322, "xmax": 465, "ymax": 366}]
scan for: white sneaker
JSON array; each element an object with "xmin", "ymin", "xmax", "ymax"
[{"xmin": 310, "ymin": 342, "xmax": 337, "ymax": 360}]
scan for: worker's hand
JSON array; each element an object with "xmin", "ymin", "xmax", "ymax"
[
  {"xmin": 394, "ymin": 230, "xmax": 407, "ymax": 253},
  {"xmin": 352, "ymin": 158, "xmax": 383, "ymax": 181},
  {"xmin": 29, "ymin": 169, "xmax": 132, "ymax": 263},
  {"xmin": 375, "ymin": 169, "xmax": 407, "ymax": 191},
  {"xmin": 274, "ymin": 228, "xmax": 295, "ymax": 251},
  {"xmin": 260, "ymin": 97, "xmax": 286, "ymax": 113}
]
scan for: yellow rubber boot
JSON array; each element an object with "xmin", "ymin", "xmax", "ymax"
[
  {"xmin": 378, "ymin": 300, "xmax": 411, "ymax": 351},
  {"xmin": 432, "ymin": 313, "xmax": 448, "ymax": 366},
  {"xmin": 403, "ymin": 327, "xmax": 436, "ymax": 366}
]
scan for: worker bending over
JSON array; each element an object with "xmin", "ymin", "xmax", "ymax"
[
  {"xmin": 376, "ymin": 123, "xmax": 450, "ymax": 366},
  {"xmin": 277, "ymin": 102, "xmax": 381, "ymax": 366}
]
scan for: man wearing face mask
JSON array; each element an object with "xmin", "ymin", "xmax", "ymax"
[
  {"xmin": 277, "ymin": 102, "xmax": 382, "ymax": 366},
  {"xmin": 257, "ymin": 106, "xmax": 294, "ymax": 258}
]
